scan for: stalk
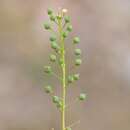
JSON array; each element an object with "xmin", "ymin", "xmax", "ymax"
[{"xmin": 58, "ymin": 17, "xmax": 66, "ymax": 130}]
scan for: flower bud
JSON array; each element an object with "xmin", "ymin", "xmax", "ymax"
[
  {"xmin": 66, "ymin": 127, "xmax": 72, "ymax": 130},
  {"xmin": 50, "ymin": 35, "xmax": 56, "ymax": 42},
  {"xmin": 73, "ymin": 74, "xmax": 80, "ymax": 80},
  {"xmin": 47, "ymin": 8, "xmax": 53, "ymax": 15},
  {"xmin": 79, "ymin": 93, "xmax": 87, "ymax": 101},
  {"xmin": 50, "ymin": 54, "xmax": 56, "ymax": 62},
  {"xmin": 44, "ymin": 22, "xmax": 51, "ymax": 30},
  {"xmin": 73, "ymin": 37, "xmax": 80, "ymax": 44},
  {"xmin": 64, "ymin": 16, "xmax": 70, "ymax": 23},
  {"xmin": 44, "ymin": 66, "xmax": 52, "ymax": 74},
  {"xmin": 50, "ymin": 14, "xmax": 56, "ymax": 21},
  {"xmin": 52, "ymin": 96, "xmax": 60, "ymax": 103},
  {"xmin": 56, "ymin": 15, "xmax": 62, "ymax": 20},
  {"xmin": 67, "ymin": 25, "xmax": 72, "ymax": 32},
  {"xmin": 75, "ymin": 59, "xmax": 82, "ymax": 66},
  {"xmin": 62, "ymin": 31, "xmax": 68, "ymax": 38},
  {"xmin": 68, "ymin": 75, "xmax": 74, "ymax": 83},
  {"xmin": 44, "ymin": 85, "xmax": 53, "ymax": 94},
  {"xmin": 74, "ymin": 49, "xmax": 81, "ymax": 55}
]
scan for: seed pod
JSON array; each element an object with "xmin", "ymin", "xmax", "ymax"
[
  {"xmin": 64, "ymin": 16, "xmax": 70, "ymax": 23},
  {"xmin": 74, "ymin": 49, "xmax": 81, "ymax": 55},
  {"xmin": 50, "ymin": 54, "xmax": 56, "ymax": 62},
  {"xmin": 51, "ymin": 42, "xmax": 58, "ymax": 49},
  {"xmin": 44, "ymin": 85, "xmax": 53, "ymax": 94},
  {"xmin": 50, "ymin": 14, "xmax": 56, "ymax": 21},
  {"xmin": 47, "ymin": 8, "xmax": 53, "ymax": 15},
  {"xmin": 79, "ymin": 93, "xmax": 87, "ymax": 101},
  {"xmin": 67, "ymin": 25, "xmax": 72, "ymax": 32},
  {"xmin": 62, "ymin": 31, "xmax": 68, "ymax": 38},
  {"xmin": 44, "ymin": 22, "xmax": 51, "ymax": 30},
  {"xmin": 50, "ymin": 35, "xmax": 56, "ymax": 42},
  {"xmin": 52, "ymin": 96, "xmax": 60, "ymax": 103},
  {"xmin": 68, "ymin": 75, "xmax": 74, "ymax": 83},
  {"xmin": 44, "ymin": 66, "xmax": 52, "ymax": 74},
  {"xmin": 73, "ymin": 74, "xmax": 80, "ymax": 80},
  {"xmin": 75, "ymin": 59, "xmax": 82, "ymax": 66},
  {"xmin": 73, "ymin": 37, "xmax": 80, "ymax": 44},
  {"xmin": 56, "ymin": 101, "xmax": 63, "ymax": 108},
  {"xmin": 66, "ymin": 127, "xmax": 72, "ymax": 130}
]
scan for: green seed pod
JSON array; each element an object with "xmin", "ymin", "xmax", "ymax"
[
  {"xmin": 52, "ymin": 96, "xmax": 60, "ymax": 103},
  {"xmin": 68, "ymin": 75, "xmax": 74, "ymax": 83},
  {"xmin": 75, "ymin": 58, "xmax": 82, "ymax": 66},
  {"xmin": 79, "ymin": 93, "xmax": 87, "ymax": 101},
  {"xmin": 66, "ymin": 127, "xmax": 72, "ymax": 130},
  {"xmin": 44, "ymin": 85, "xmax": 53, "ymax": 94},
  {"xmin": 64, "ymin": 16, "xmax": 70, "ymax": 23},
  {"xmin": 73, "ymin": 74, "xmax": 80, "ymax": 80},
  {"xmin": 73, "ymin": 37, "xmax": 80, "ymax": 44},
  {"xmin": 62, "ymin": 31, "xmax": 68, "ymax": 38},
  {"xmin": 47, "ymin": 8, "xmax": 53, "ymax": 15},
  {"xmin": 50, "ymin": 14, "xmax": 56, "ymax": 21},
  {"xmin": 56, "ymin": 101, "xmax": 63, "ymax": 108},
  {"xmin": 50, "ymin": 35, "xmax": 56, "ymax": 42},
  {"xmin": 44, "ymin": 66, "xmax": 52, "ymax": 74},
  {"xmin": 44, "ymin": 22, "xmax": 51, "ymax": 30},
  {"xmin": 67, "ymin": 25, "xmax": 72, "ymax": 32},
  {"xmin": 51, "ymin": 42, "xmax": 58, "ymax": 49},
  {"xmin": 74, "ymin": 49, "xmax": 81, "ymax": 55},
  {"xmin": 50, "ymin": 54, "xmax": 56, "ymax": 62}
]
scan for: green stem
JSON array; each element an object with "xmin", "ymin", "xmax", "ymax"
[{"xmin": 58, "ymin": 18, "xmax": 66, "ymax": 130}]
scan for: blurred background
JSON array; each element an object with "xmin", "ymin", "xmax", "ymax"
[{"xmin": 0, "ymin": 0, "xmax": 130, "ymax": 130}]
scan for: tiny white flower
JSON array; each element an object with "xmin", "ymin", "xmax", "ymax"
[{"xmin": 62, "ymin": 8, "xmax": 68, "ymax": 14}]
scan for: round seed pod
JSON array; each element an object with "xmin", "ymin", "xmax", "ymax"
[
  {"xmin": 44, "ymin": 66, "xmax": 52, "ymax": 74},
  {"xmin": 51, "ymin": 42, "xmax": 58, "ymax": 49},
  {"xmin": 73, "ymin": 37, "xmax": 80, "ymax": 44},
  {"xmin": 47, "ymin": 8, "xmax": 53, "ymax": 15},
  {"xmin": 64, "ymin": 16, "xmax": 70, "ymax": 23},
  {"xmin": 79, "ymin": 93, "xmax": 87, "ymax": 101},
  {"xmin": 56, "ymin": 101, "xmax": 63, "ymax": 108},
  {"xmin": 62, "ymin": 31, "xmax": 68, "ymax": 38},
  {"xmin": 74, "ymin": 49, "xmax": 81, "ymax": 55},
  {"xmin": 44, "ymin": 23, "xmax": 51, "ymax": 30},
  {"xmin": 75, "ymin": 59, "xmax": 82, "ymax": 66},
  {"xmin": 44, "ymin": 85, "xmax": 53, "ymax": 94},
  {"xmin": 52, "ymin": 96, "xmax": 60, "ymax": 103},
  {"xmin": 50, "ymin": 54, "xmax": 56, "ymax": 62},
  {"xmin": 50, "ymin": 35, "xmax": 56, "ymax": 42},
  {"xmin": 50, "ymin": 14, "xmax": 56, "ymax": 21},
  {"xmin": 73, "ymin": 74, "xmax": 80, "ymax": 80},
  {"xmin": 68, "ymin": 75, "xmax": 74, "ymax": 83},
  {"xmin": 67, "ymin": 25, "xmax": 72, "ymax": 32},
  {"xmin": 66, "ymin": 127, "xmax": 72, "ymax": 130}
]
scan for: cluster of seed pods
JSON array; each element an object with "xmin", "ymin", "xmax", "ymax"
[{"xmin": 43, "ymin": 8, "xmax": 87, "ymax": 130}]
